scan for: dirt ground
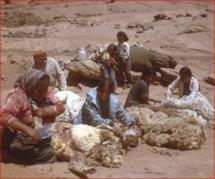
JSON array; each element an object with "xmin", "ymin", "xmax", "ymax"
[{"xmin": 0, "ymin": 0, "xmax": 214, "ymax": 178}]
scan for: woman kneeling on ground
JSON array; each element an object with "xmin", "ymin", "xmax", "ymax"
[
  {"xmin": 163, "ymin": 66, "xmax": 214, "ymax": 121},
  {"xmin": 74, "ymin": 79, "xmax": 134, "ymax": 134},
  {"xmin": 1, "ymin": 69, "xmax": 64, "ymax": 164}
]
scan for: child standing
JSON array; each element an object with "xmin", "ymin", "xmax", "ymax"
[
  {"xmin": 102, "ymin": 44, "xmax": 119, "ymax": 94},
  {"xmin": 116, "ymin": 31, "xmax": 133, "ymax": 88}
]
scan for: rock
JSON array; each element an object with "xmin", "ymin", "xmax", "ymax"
[
  {"xmin": 127, "ymin": 23, "xmax": 137, "ymax": 29},
  {"xmin": 1, "ymin": 75, "xmax": 7, "ymax": 81},
  {"xmin": 199, "ymin": 13, "xmax": 207, "ymax": 18},
  {"xmin": 127, "ymin": 23, "xmax": 153, "ymax": 31},
  {"xmin": 130, "ymin": 47, "xmax": 177, "ymax": 72},
  {"xmin": 204, "ymin": 74, "xmax": 214, "ymax": 85},
  {"xmin": 65, "ymin": 60, "xmax": 102, "ymax": 84},
  {"xmin": 114, "ymin": 24, "xmax": 121, "ymax": 29},
  {"xmin": 136, "ymin": 29, "xmax": 144, "ymax": 33},
  {"xmin": 176, "ymin": 13, "xmax": 192, "ymax": 18},
  {"xmin": 160, "ymin": 68, "xmax": 178, "ymax": 86},
  {"xmin": 178, "ymin": 25, "xmax": 208, "ymax": 35},
  {"xmin": 153, "ymin": 14, "xmax": 168, "ymax": 21},
  {"xmin": 10, "ymin": 59, "xmax": 16, "ymax": 64},
  {"xmin": 174, "ymin": 63, "xmax": 184, "ymax": 72}
]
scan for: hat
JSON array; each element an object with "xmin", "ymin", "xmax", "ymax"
[{"xmin": 33, "ymin": 50, "xmax": 47, "ymax": 60}]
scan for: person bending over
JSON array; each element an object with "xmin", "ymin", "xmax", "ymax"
[
  {"xmin": 124, "ymin": 68, "xmax": 160, "ymax": 108},
  {"xmin": 74, "ymin": 79, "xmax": 134, "ymax": 128},
  {"xmin": 1, "ymin": 69, "xmax": 64, "ymax": 164}
]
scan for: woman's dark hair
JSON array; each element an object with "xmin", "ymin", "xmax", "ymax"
[
  {"xmin": 38, "ymin": 74, "xmax": 50, "ymax": 83},
  {"xmin": 98, "ymin": 78, "xmax": 114, "ymax": 93},
  {"xmin": 107, "ymin": 43, "xmax": 117, "ymax": 52},
  {"xmin": 141, "ymin": 68, "xmax": 156, "ymax": 79},
  {"xmin": 179, "ymin": 67, "xmax": 192, "ymax": 77},
  {"xmin": 117, "ymin": 31, "xmax": 129, "ymax": 42},
  {"xmin": 34, "ymin": 74, "xmax": 50, "ymax": 90}
]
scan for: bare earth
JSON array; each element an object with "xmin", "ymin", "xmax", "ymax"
[{"xmin": 0, "ymin": 0, "xmax": 214, "ymax": 178}]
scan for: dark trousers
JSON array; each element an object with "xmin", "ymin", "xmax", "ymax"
[
  {"xmin": 2, "ymin": 128, "xmax": 56, "ymax": 164},
  {"xmin": 102, "ymin": 67, "xmax": 118, "ymax": 90},
  {"xmin": 118, "ymin": 59, "xmax": 133, "ymax": 85}
]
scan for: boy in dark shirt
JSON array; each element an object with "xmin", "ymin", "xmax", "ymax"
[{"xmin": 124, "ymin": 68, "xmax": 161, "ymax": 108}]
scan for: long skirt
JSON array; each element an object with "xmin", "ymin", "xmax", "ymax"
[{"xmin": 2, "ymin": 128, "xmax": 56, "ymax": 164}]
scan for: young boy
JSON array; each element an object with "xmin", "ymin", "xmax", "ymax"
[{"xmin": 124, "ymin": 68, "xmax": 161, "ymax": 108}]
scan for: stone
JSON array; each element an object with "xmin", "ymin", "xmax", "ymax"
[{"xmin": 160, "ymin": 68, "xmax": 178, "ymax": 86}]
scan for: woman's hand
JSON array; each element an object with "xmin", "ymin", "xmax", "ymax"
[
  {"xmin": 27, "ymin": 128, "xmax": 41, "ymax": 143},
  {"xmin": 32, "ymin": 105, "xmax": 64, "ymax": 118},
  {"xmin": 32, "ymin": 107, "xmax": 45, "ymax": 118}
]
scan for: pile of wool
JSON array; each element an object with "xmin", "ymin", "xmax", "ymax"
[
  {"xmin": 87, "ymin": 137, "xmax": 124, "ymax": 168},
  {"xmin": 141, "ymin": 118, "xmax": 206, "ymax": 150},
  {"xmin": 50, "ymin": 122, "xmax": 102, "ymax": 158},
  {"xmin": 50, "ymin": 122, "xmax": 120, "ymax": 160},
  {"xmin": 71, "ymin": 124, "xmax": 102, "ymax": 152},
  {"xmin": 51, "ymin": 122, "xmax": 75, "ymax": 161},
  {"xmin": 127, "ymin": 106, "xmax": 206, "ymax": 150},
  {"xmin": 122, "ymin": 128, "xmax": 141, "ymax": 149},
  {"xmin": 127, "ymin": 106, "xmax": 170, "ymax": 125},
  {"xmin": 50, "ymin": 122, "xmax": 125, "ymax": 177},
  {"xmin": 68, "ymin": 152, "xmax": 97, "ymax": 178}
]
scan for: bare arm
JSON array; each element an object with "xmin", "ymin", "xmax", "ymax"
[
  {"xmin": 166, "ymin": 76, "xmax": 180, "ymax": 98},
  {"xmin": 148, "ymin": 98, "xmax": 161, "ymax": 104},
  {"xmin": 140, "ymin": 95, "xmax": 161, "ymax": 104},
  {"xmin": 1, "ymin": 113, "xmax": 41, "ymax": 143},
  {"xmin": 33, "ymin": 103, "xmax": 64, "ymax": 118}
]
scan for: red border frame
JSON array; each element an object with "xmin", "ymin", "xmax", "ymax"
[{"xmin": 0, "ymin": 0, "xmax": 214, "ymax": 178}]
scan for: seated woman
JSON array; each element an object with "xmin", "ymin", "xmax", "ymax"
[
  {"xmin": 74, "ymin": 79, "xmax": 134, "ymax": 127},
  {"xmin": 163, "ymin": 66, "xmax": 214, "ymax": 121},
  {"xmin": 1, "ymin": 69, "xmax": 64, "ymax": 164}
]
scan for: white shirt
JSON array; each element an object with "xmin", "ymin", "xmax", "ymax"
[
  {"xmin": 166, "ymin": 76, "xmax": 199, "ymax": 99},
  {"xmin": 117, "ymin": 42, "xmax": 130, "ymax": 60},
  {"xmin": 33, "ymin": 57, "xmax": 67, "ymax": 91}
]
